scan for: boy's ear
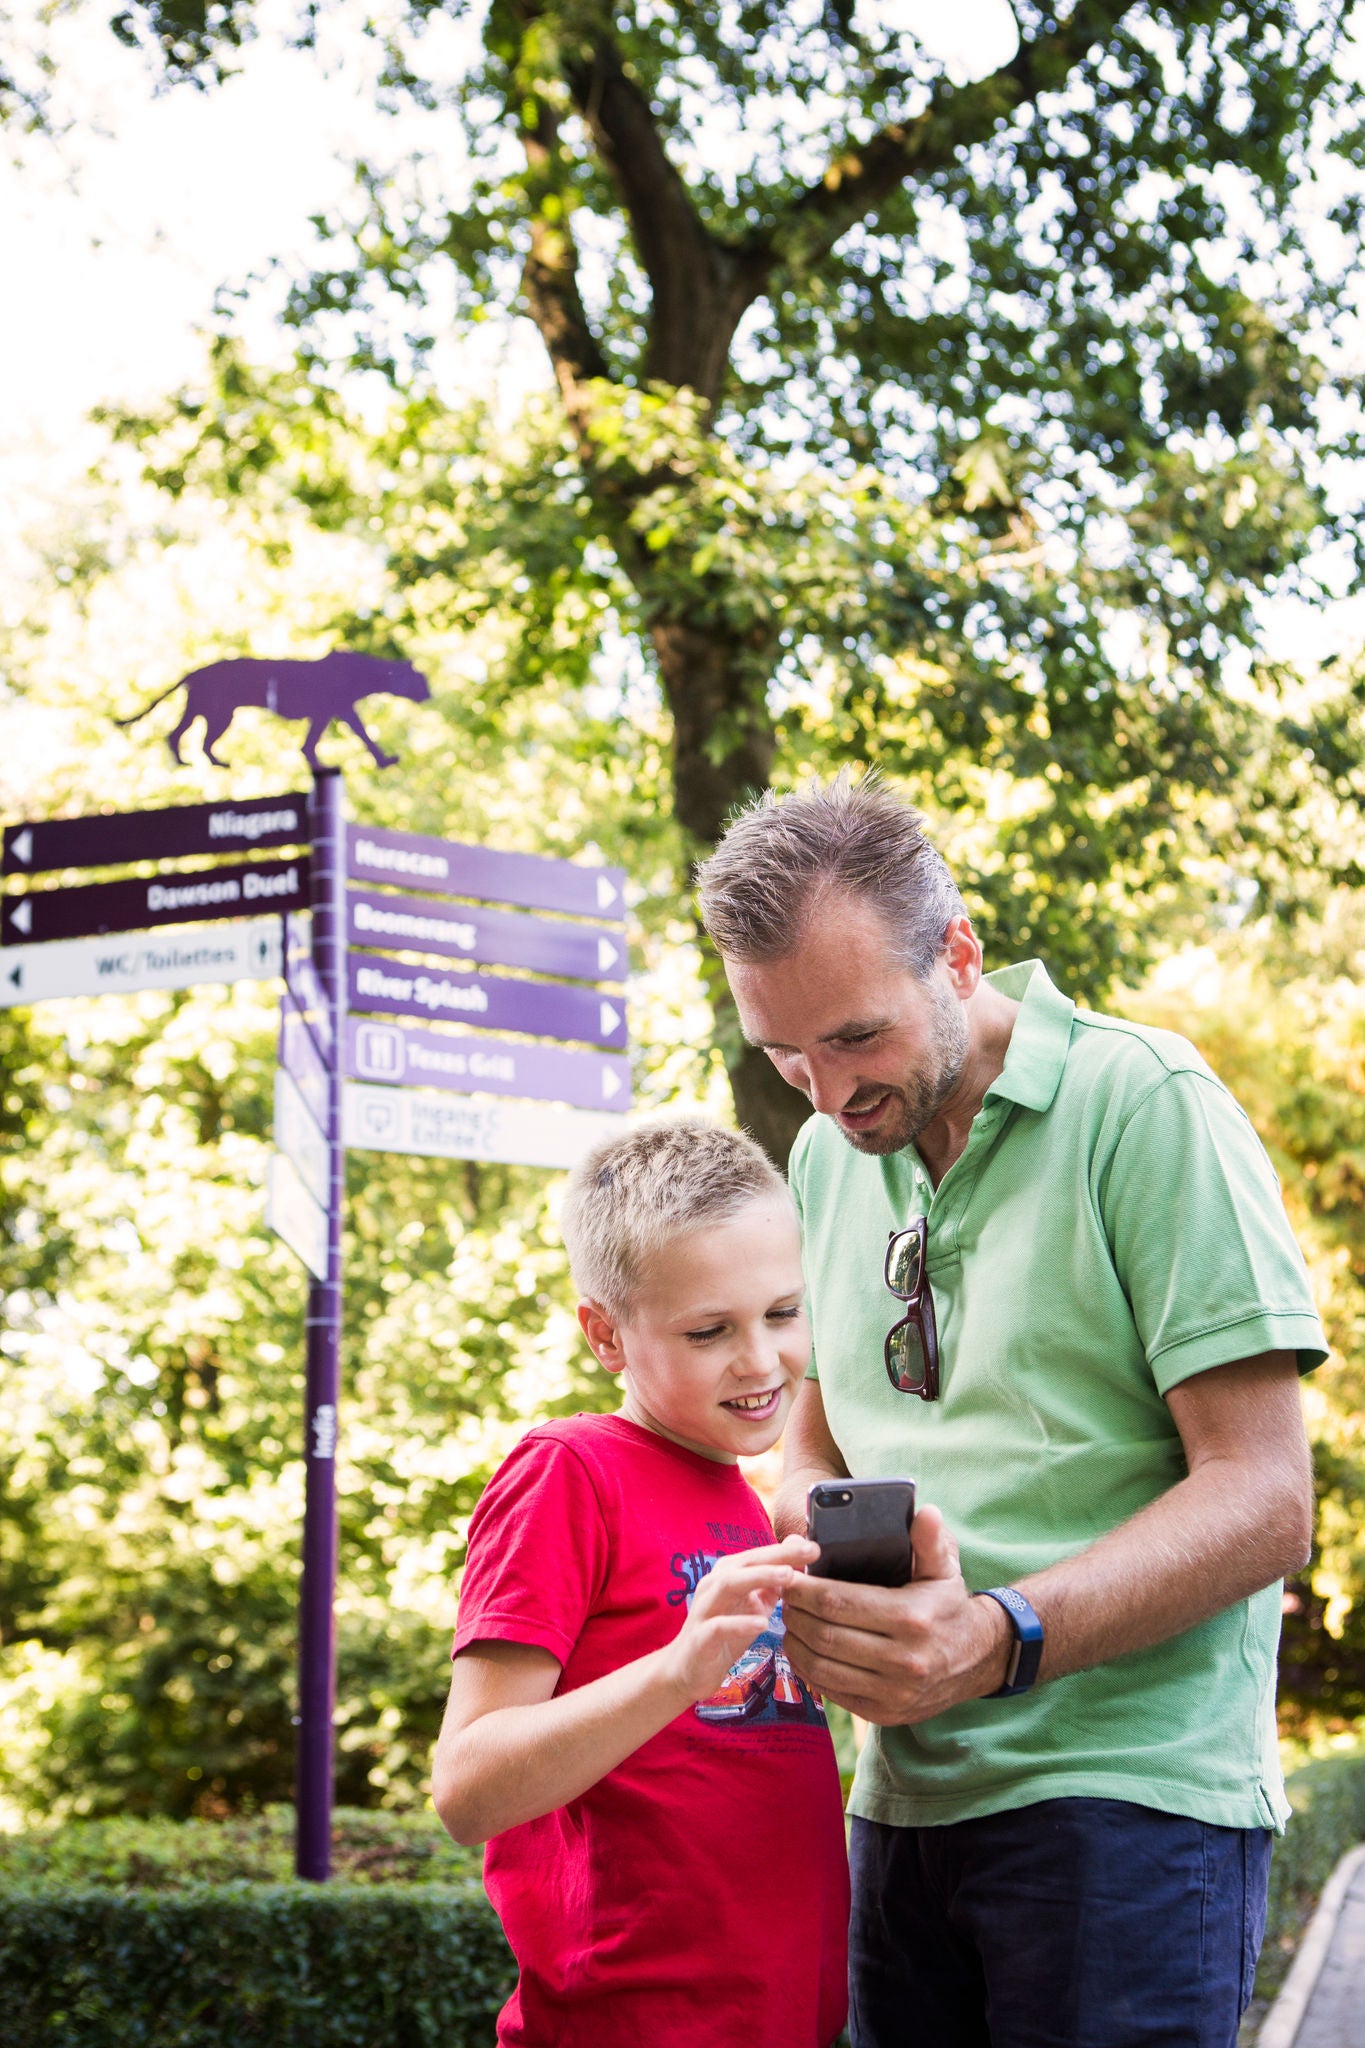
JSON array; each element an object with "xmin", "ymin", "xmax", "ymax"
[{"xmin": 577, "ymin": 1299, "xmax": 627, "ymax": 1376}]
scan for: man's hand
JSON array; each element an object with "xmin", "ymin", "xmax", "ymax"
[
  {"xmin": 781, "ymin": 1505, "xmax": 1011, "ymax": 1723},
  {"xmin": 665, "ymin": 1535, "xmax": 819, "ymax": 1702}
]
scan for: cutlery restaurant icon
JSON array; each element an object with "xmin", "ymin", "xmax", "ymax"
[{"xmin": 116, "ymin": 651, "xmax": 431, "ymax": 770}]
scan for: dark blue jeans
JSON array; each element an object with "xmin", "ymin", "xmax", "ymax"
[{"xmin": 849, "ymin": 1799, "xmax": 1272, "ymax": 2048}]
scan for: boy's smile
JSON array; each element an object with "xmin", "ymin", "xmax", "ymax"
[{"xmin": 577, "ymin": 1193, "xmax": 810, "ymax": 1463}]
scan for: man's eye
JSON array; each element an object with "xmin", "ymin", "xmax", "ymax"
[{"xmin": 837, "ymin": 1031, "xmax": 876, "ymax": 1048}]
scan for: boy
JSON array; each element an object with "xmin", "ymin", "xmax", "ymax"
[{"xmin": 432, "ymin": 1118, "xmax": 850, "ymax": 2048}]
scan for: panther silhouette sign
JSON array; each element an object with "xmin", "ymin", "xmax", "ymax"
[{"xmin": 116, "ymin": 652, "xmax": 431, "ymax": 770}]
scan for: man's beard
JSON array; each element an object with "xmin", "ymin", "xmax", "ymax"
[{"xmin": 837, "ymin": 980, "xmax": 970, "ymax": 1157}]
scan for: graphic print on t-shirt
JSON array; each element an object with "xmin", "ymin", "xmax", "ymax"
[{"xmin": 668, "ymin": 1532, "xmax": 828, "ymax": 1730}]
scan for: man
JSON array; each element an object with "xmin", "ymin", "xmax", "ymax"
[{"xmin": 697, "ymin": 773, "xmax": 1324, "ymax": 2048}]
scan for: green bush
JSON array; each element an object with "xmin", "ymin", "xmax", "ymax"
[
  {"xmin": 0, "ymin": 1806, "xmax": 480, "ymax": 1891},
  {"xmin": 0, "ymin": 1883, "xmax": 515, "ymax": 2048},
  {"xmin": 0, "ymin": 1808, "xmax": 511, "ymax": 2047},
  {"xmin": 1258, "ymin": 1745, "xmax": 1365, "ymax": 2002}
]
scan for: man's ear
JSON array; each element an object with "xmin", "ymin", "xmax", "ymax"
[
  {"xmin": 942, "ymin": 914, "xmax": 983, "ymax": 999},
  {"xmin": 578, "ymin": 1299, "xmax": 627, "ymax": 1375}
]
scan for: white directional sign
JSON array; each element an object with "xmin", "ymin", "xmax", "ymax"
[
  {"xmin": 343, "ymin": 1081, "xmax": 620, "ymax": 1170},
  {"xmin": 0, "ymin": 917, "xmax": 283, "ymax": 1008},
  {"xmin": 266, "ymin": 1150, "xmax": 328, "ymax": 1281},
  {"xmin": 274, "ymin": 1068, "xmax": 329, "ymax": 1211}
]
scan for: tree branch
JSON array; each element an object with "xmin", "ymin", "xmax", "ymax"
[
  {"xmin": 519, "ymin": 104, "xmax": 613, "ymax": 445},
  {"xmin": 764, "ymin": 0, "xmax": 1143, "ymax": 274},
  {"xmin": 559, "ymin": 33, "xmax": 763, "ymax": 396}
]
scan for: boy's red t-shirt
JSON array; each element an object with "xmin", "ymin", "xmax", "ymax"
[{"xmin": 453, "ymin": 1412, "xmax": 849, "ymax": 2048}]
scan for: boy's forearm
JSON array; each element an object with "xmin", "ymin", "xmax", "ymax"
[{"xmin": 435, "ymin": 1647, "xmax": 694, "ymax": 1846}]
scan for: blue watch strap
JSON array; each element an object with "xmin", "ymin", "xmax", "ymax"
[{"xmin": 975, "ymin": 1586, "xmax": 1044, "ymax": 1697}]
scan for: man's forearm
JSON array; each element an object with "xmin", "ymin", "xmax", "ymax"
[
  {"xmin": 780, "ymin": 1353, "xmax": 1312, "ymax": 1723},
  {"xmin": 1017, "ymin": 1449, "xmax": 1310, "ymax": 1683},
  {"xmin": 775, "ymin": 1378, "xmax": 848, "ymax": 1539},
  {"xmin": 772, "ymin": 1457, "xmax": 842, "ymax": 1540}
]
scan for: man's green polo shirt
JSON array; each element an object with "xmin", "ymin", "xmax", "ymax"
[{"xmin": 789, "ymin": 961, "xmax": 1326, "ymax": 1833}]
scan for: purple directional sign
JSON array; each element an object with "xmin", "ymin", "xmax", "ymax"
[
  {"xmin": 280, "ymin": 991, "xmax": 332, "ymax": 1133},
  {"xmin": 345, "ymin": 1017, "xmax": 630, "ymax": 1111},
  {"xmin": 347, "ymin": 825, "xmax": 625, "ymax": 924},
  {"xmin": 283, "ymin": 913, "xmax": 333, "ymax": 1059},
  {"xmin": 348, "ymin": 953, "xmax": 627, "ymax": 1048},
  {"xmin": 3, "ymin": 793, "xmax": 309, "ymax": 877},
  {"xmin": 348, "ymin": 887, "xmax": 627, "ymax": 984},
  {"xmin": 2, "ymin": 857, "xmax": 310, "ymax": 948}
]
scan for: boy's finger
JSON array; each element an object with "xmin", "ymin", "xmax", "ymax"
[{"xmin": 712, "ymin": 1536, "xmax": 819, "ymax": 1575}]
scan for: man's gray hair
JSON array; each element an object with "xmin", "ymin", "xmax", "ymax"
[
  {"xmin": 561, "ymin": 1116, "xmax": 790, "ymax": 1319},
  {"xmin": 696, "ymin": 771, "xmax": 965, "ymax": 975}
]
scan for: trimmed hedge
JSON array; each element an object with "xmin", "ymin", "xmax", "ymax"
[
  {"xmin": 0, "ymin": 1882, "xmax": 515, "ymax": 2048},
  {"xmin": 0, "ymin": 1811, "xmax": 512, "ymax": 2047},
  {"xmin": 1257, "ymin": 1744, "xmax": 1365, "ymax": 2002},
  {"xmin": 1, "ymin": 1756, "xmax": 1361, "ymax": 2042},
  {"xmin": 0, "ymin": 1806, "xmax": 481, "ymax": 1891}
]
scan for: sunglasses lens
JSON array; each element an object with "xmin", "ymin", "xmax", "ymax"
[
  {"xmin": 887, "ymin": 1317, "xmax": 928, "ymax": 1393},
  {"xmin": 887, "ymin": 1228, "xmax": 924, "ymax": 1299}
]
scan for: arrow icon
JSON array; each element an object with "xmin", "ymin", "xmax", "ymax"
[
  {"xmin": 597, "ymin": 935, "xmax": 621, "ymax": 974},
  {"xmin": 9, "ymin": 828, "xmax": 32, "ymax": 867},
  {"xmin": 602, "ymin": 1068, "xmax": 622, "ymax": 1100},
  {"xmin": 7, "ymin": 960, "xmax": 21, "ymax": 989},
  {"xmin": 599, "ymin": 1000, "xmax": 622, "ymax": 1038},
  {"xmin": 8, "ymin": 897, "xmax": 32, "ymax": 937},
  {"xmin": 596, "ymin": 875, "xmax": 619, "ymax": 912}
]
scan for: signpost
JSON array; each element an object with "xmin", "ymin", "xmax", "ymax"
[
  {"xmin": 1, "ymin": 855, "xmax": 308, "ymax": 946},
  {"xmin": 349, "ymin": 886, "xmax": 628, "ymax": 982},
  {"xmin": 348, "ymin": 823, "xmax": 626, "ymax": 921},
  {"xmin": 0, "ymin": 917, "xmax": 282, "ymax": 1007},
  {"xmin": 348, "ymin": 953, "xmax": 627, "ymax": 1046},
  {"xmin": 346, "ymin": 1017, "xmax": 629, "ymax": 1111},
  {"xmin": 2, "ymin": 792, "xmax": 308, "ymax": 875},
  {"xmin": 5, "ymin": 706, "xmax": 634, "ymax": 1886}
]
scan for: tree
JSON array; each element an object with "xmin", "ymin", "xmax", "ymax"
[{"xmin": 56, "ymin": 0, "xmax": 1364, "ymax": 1161}]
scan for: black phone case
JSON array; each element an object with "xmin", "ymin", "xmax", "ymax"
[{"xmin": 807, "ymin": 1479, "xmax": 916, "ymax": 1587}]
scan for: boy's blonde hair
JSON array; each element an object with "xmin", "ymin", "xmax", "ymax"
[{"xmin": 561, "ymin": 1117, "xmax": 791, "ymax": 1319}]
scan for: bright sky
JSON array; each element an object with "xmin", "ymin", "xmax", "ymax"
[
  {"xmin": 0, "ymin": 0, "xmax": 1020, "ymax": 454},
  {"xmin": 2, "ymin": 0, "xmax": 1358, "ymax": 665}
]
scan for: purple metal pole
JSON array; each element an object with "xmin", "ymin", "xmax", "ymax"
[{"xmin": 296, "ymin": 767, "xmax": 346, "ymax": 1880}]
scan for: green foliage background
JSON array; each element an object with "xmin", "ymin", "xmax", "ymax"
[
  {"xmin": 2, "ymin": 438, "xmax": 1364, "ymax": 1821},
  {"xmin": 0, "ymin": 470, "xmax": 723, "ymax": 1819},
  {"xmin": 4, "ymin": 0, "xmax": 1365, "ymax": 1822}
]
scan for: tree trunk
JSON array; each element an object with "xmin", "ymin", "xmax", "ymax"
[{"xmin": 649, "ymin": 611, "xmax": 813, "ymax": 1167}]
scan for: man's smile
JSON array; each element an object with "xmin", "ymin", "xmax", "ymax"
[{"xmin": 837, "ymin": 1091, "xmax": 894, "ymax": 1132}]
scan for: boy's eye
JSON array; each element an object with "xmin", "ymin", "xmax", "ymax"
[
  {"xmin": 685, "ymin": 1324, "xmax": 726, "ymax": 1344},
  {"xmin": 766, "ymin": 1306, "xmax": 804, "ymax": 1323}
]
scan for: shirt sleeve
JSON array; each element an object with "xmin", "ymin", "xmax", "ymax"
[
  {"xmin": 1099, "ymin": 1068, "xmax": 1328, "ymax": 1394},
  {"xmin": 453, "ymin": 1433, "xmax": 611, "ymax": 1667}
]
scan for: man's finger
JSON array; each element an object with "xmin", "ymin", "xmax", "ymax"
[
  {"xmin": 782, "ymin": 1607, "xmax": 905, "ymax": 1675},
  {"xmin": 910, "ymin": 1502, "xmax": 958, "ymax": 1581},
  {"xmin": 783, "ymin": 1572, "xmax": 917, "ymax": 1633}
]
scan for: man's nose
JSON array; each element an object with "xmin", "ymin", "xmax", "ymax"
[{"xmin": 803, "ymin": 1053, "xmax": 854, "ymax": 1116}]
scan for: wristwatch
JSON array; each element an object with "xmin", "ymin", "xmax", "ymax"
[{"xmin": 974, "ymin": 1586, "xmax": 1045, "ymax": 1697}]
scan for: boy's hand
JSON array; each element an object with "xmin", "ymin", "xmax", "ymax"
[{"xmin": 664, "ymin": 1535, "xmax": 819, "ymax": 1703}]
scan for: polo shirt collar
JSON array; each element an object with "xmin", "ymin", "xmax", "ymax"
[{"xmin": 982, "ymin": 960, "xmax": 1075, "ymax": 1114}]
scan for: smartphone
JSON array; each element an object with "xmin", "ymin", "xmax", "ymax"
[{"xmin": 806, "ymin": 1478, "xmax": 916, "ymax": 1587}]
